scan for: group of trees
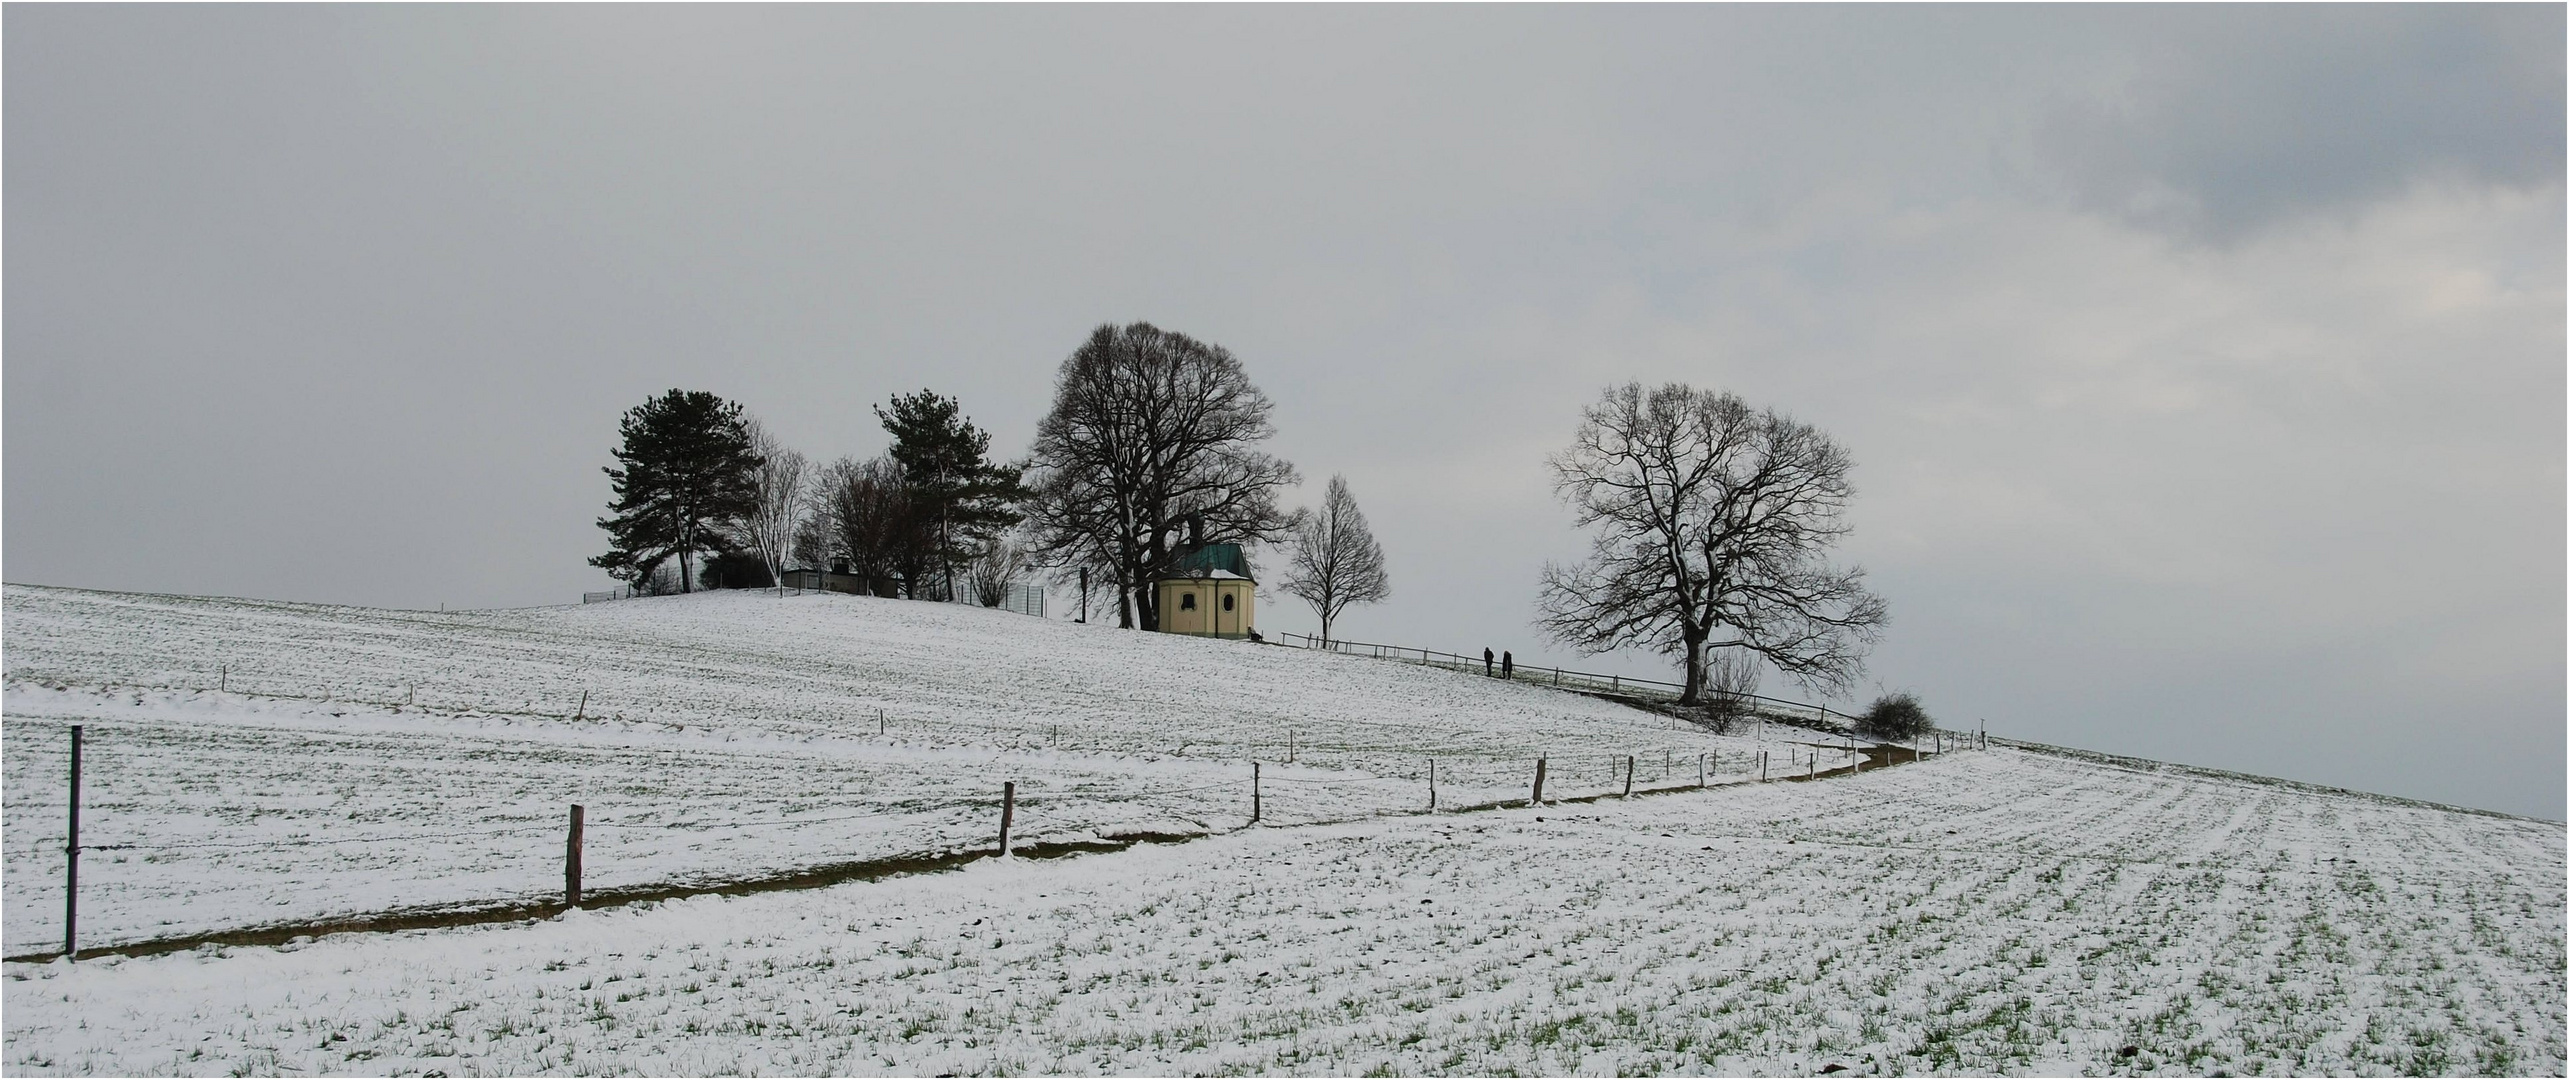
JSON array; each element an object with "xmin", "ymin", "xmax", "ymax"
[
  {"xmin": 591, "ymin": 323, "xmax": 1394, "ymax": 634},
  {"xmin": 592, "ymin": 336, "xmax": 1907, "ymax": 724},
  {"xmin": 1020, "ymin": 323, "xmax": 1304, "ymax": 631},
  {"xmin": 592, "ymin": 389, "xmax": 1027, "ymax": 601}
]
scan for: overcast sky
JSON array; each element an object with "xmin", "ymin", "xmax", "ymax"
[{"xmin": 7, "ymin": 6, "xmax": 2560, "ymax": 818}]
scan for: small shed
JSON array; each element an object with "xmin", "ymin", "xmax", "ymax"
[{"xmin": 1154, "ymin": 542, "xmax": 1256, "ymax": 640}]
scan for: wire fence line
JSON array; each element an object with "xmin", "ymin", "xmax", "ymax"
[
  {"xmin": 4, "ymin": 665, "xmax": 1861, "ymax": 784},
  {"xmin": 1271, "ymin": 632, "xmax": 1852, "ymax": 727},
  {"xmin": 585, "ymin": 581, "xmax": 1049, "ymax": 617},
  {"xmin": 7, "ymin": 653, "xmax": 1993, "ymax": 960},
  {"xmin": 13, "ymin": 717, "xmax": 1988, "ymax": 962}
]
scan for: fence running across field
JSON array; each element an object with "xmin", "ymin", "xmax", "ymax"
[
  {"xmin": 586, "ymin": 582, "xmax": 1046, "ymax": 617},
  {"xmin": 1274, "ymin": 632, "xmax": 1854, "ymax": 726},
  {"xmin": 7, "ymin": 665, "xmax": 1986, "ymax": 962}
]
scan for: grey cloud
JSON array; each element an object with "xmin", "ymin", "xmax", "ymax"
[{"xmin": 2032, "ymin": 6, "xmax": 2564, "ymax": 241}]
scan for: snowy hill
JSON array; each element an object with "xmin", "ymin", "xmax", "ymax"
[
  {"xmin": 2, "ymin": 585, "xmax": 1779, "ymax": 951},
  {"xmin": 3, "ymin": 584, "xmax": 2560, "ymax": 1076}
]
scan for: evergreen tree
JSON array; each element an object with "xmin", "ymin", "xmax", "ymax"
[
  {"xmin": 591, "ymin": 389, "xmax": 764, "ymax": 594},
  {"xmin": 875, "ymin": 390, "xmax": 1030, "ymax": 598}
]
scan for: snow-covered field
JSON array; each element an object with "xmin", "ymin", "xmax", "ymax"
[
  {"xmin": 3, "ymin": 586, "xmax": 1796, "ymax": 952},
  {"xmin": 5, "ymin": 584, "xmax": 2557, "ymax": 1076},
  {"xmin": 6, "ymin": 748, "xmax": 2559, "ymax": 1077}
]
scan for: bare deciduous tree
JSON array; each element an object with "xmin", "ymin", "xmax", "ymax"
[
  {"xmin": 968, "ymin": 540, "xmax": 1026, "ymax": 607},
  {"xmin": 1702, "ymin": 648, "xmax": 1764, "ymax": 732},
  {"xmin": 807, "ymin": 455, "xmax": 931, "ymax": 597},
  {"xmin": 867, "ymin": 456, "xmax": 938, "ymax": 598},
  {"xmin": 1281, "ymin": 475, "xmax": 1390, "ymax": 645},
  {"xmin": 789, "ymin": 497, "xmax": 835, "ymax": 576},
  {"xmin": 1022, "ymin": 322, "xmax": 1300, "ymax": 630},
  {"xmin": 1539, "ymin": 382, "xmax": 1888, "ymax": 704},
  {"xmin": 736, "ymin": 421, "xmax": 808, "ymax": 596}
]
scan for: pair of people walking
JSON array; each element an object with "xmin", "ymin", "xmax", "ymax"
[{"xmin": 1484, "ymin": 647, "xmax": 1512, "ymax": 678}]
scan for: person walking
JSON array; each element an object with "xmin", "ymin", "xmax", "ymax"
[
  {"xmin": 1502, "ymin": 651, "xmax": 1514, "ymax": 678},
  {"xmin": 1484, "ymin": 647, "xmax": 1495, "ymax": 675}
]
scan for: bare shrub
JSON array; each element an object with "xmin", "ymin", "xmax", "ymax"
[
  {"xmin": 969, "ymin": 542, "xmax": 1023, "ymax": 608},
  {"xmin": 1701, "ymin": 650, "xmax": 1764, "ymax": 733},
  {"xmin": 1859, "ymin": 692, "xmax": 1932, "ymax": 741}
]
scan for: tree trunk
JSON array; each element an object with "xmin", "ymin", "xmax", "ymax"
[
  {"xmin": 1320, "ymin": 610, "xmax": 1333, "ymax": 647},
  {"xmin": 1138, "ymin": 524, "xmax": 1165, "ymax": 632},
  {"xmin": 1677, "ymin": 627, "xmax": 1707, "ymax": 704}
]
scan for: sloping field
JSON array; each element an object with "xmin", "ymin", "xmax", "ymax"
[
  {"xmin": 5, "ymin": 748, "xmax": 2559, "ymax": 1077},
  {"xmin": 2, "ymin": 585, "xmax": 1794, "ymax": 951}
]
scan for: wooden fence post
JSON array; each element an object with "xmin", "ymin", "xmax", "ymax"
[
  {"xmin": 65, "ymin": 725, "xmax": 81, "ymax": 961},
  {"xmin": 1531, "ymin": 757, "xmax": 1547, "ymax": 806},
  {"xmin": 1427, "ymin": 758, "xmax": 1437, "ymax": 812},
  {"xmin": 1699, "ymin": 752, "xmax": 1707, "ymax": 787},
  {"xmin": 575, "ymin": 690, "xmax": 587, "ymax": 721},
  {"xmin": 565, "ymin": 805, "xmax": 584, "ymax": 908},
  {"xmin": 998, "ymin": 781, "xmax": 1015, "ymax": 856},
  {"xmin": 1623, "ymin": 755, "xmax": 1635, "ymax": 797},
  {"xmin": 1251, "ymin": 763, "xmax": 1261, "ymax": 824}
]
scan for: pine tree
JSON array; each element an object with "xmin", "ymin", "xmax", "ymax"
[
  {"xmin": 875, "ymin": 390, "xmax": 1029, "ymax": 599},
  {"xmin": 591, "ymin": 389, "xmax": 764, "ymax": 594}
]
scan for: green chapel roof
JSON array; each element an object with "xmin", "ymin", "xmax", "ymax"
[{"xmin": 1160, "ymin": 542, "xmax": 1254, "ymax": 583}]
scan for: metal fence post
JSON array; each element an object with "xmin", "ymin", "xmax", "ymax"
[{"xmin": 65, "ymin": 725, "xmax": 81, "ymax": 960}]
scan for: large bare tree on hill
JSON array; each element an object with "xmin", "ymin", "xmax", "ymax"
[
  {"xmin": 1539, "ymin": 382, "xmax": 1887, "ymax": 704},
  {"xmin": 1022, "ymin": 322, "xmax": 1300, "ymax": 630},
  {"xmin": 1281, "ymin": 474, "xmax": 1390, "ymax": 645}
]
